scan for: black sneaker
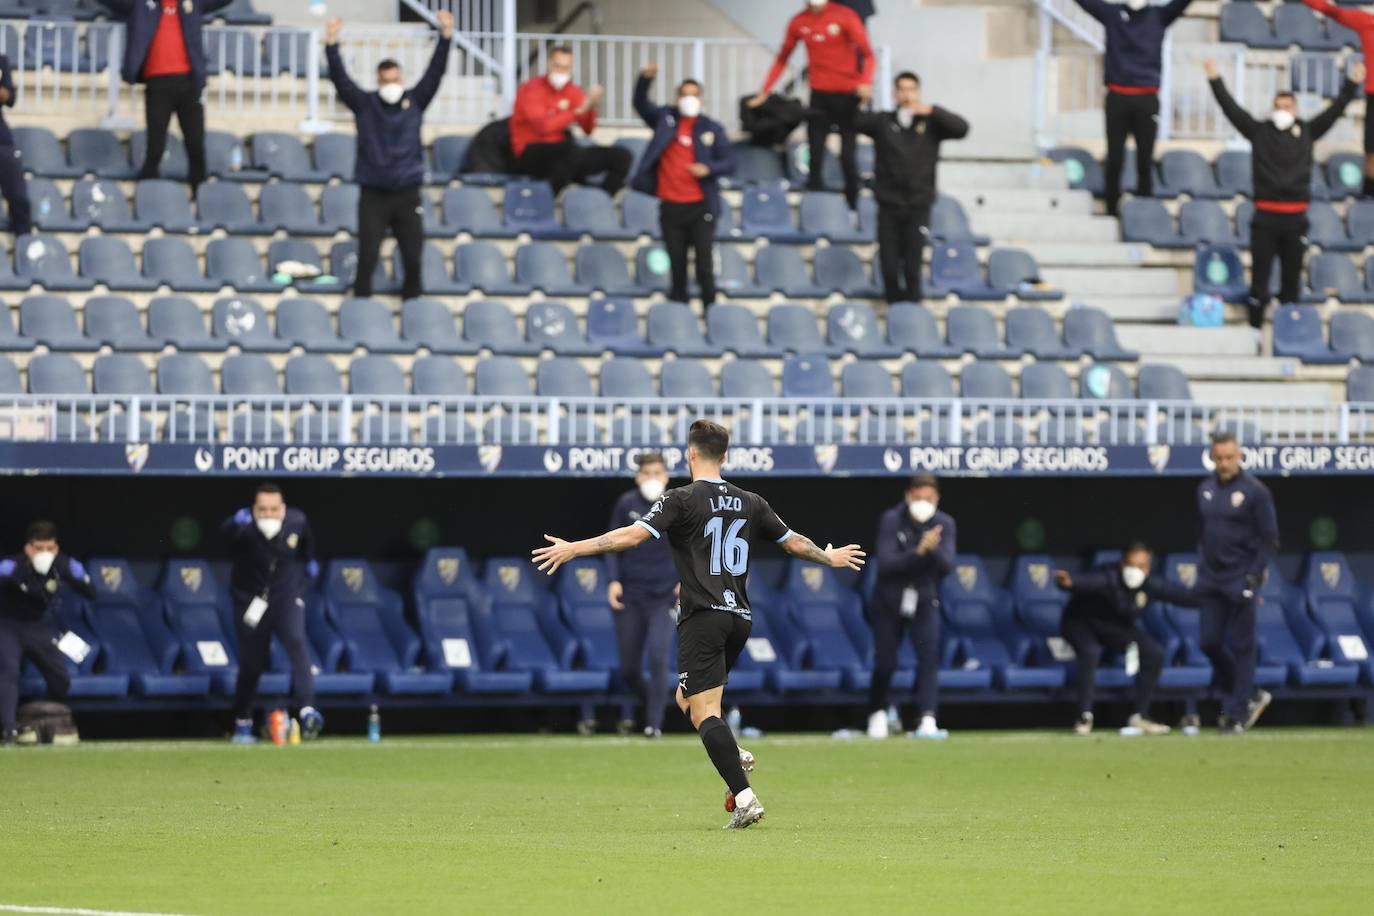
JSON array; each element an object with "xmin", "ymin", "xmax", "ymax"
[
  {"xmin": 576, "ymin": 719, "xmax": 597, "ymax": 737},
  {"xmin": 615, "ymin": 718, "xmax": 635, "ymax": 737},
  {"xmin": 1, "ymin": 729, "xmax": 15, "ymax": 746}
]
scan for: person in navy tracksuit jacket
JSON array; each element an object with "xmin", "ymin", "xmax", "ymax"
[
  {"xmin": 97, "ymin": 0, "xmax": 235, "ymax": 193},
  {"xmin": 630, "ymin": 65, "xmax": 736, "ymax": 310},
  {"xmin": 1195, "ymin": 431, "xmax": 1279, "ymax": 733},
  {"xmin": 1072, "ymin": 0, "xmax": 1194, "ymax": 216},
  {"xmin": 0, "ymin": 55, "xmax": 31, "ymax": 238},
  {"xmin": 0, "ymin": 521, "xmax": 93, "ymax": 744}
]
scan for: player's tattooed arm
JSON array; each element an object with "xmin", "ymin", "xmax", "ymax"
[
  {"xmin": 532, "ymin": 524, "xmax": 653, "ymax": 575},
  {"xmin": 783, "ymin": 534, "xmax": 866, "ymax": 571}
]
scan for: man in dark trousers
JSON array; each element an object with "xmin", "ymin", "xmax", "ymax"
[
  {"xmin": 1195, "ymin": 431, "xmax": 1279, "ymax": 734},
  {"xmin": 224, "ymin": 483, "xmax": 322, "ymax": 744},
  {"xmin": 854, "ymin": 71, "xmax": 968, "ymax": 303},
  {"xmin": 1207, "ymin": 58, "xmax": 1361, "ymax": 329},
  {"xmin": 325, "ymin": 14, "xmax": 452, "ymax": 302},
  {"xmin": 97, "ymin": 0, "xmax": 234, "ymax": 194},
  {"xmin": 0, "ymin": 521, "xmax": 93, "ymax": 745},
  {"xmin": 604, "ymin": 453, "xmax": 678, "ymax": 738},
  {"xmin": 867, "ymin": 474, "xmax": 955, "ymax": 740},
  {"xmin": 631, "ymin": 65, "xmax": 737, "ymax": 311},
  {"xmin": 0, "ymin": 54, "xmax": 30, "ymax": 238},
  {"xmin": 750, "ymin": 0, "xmax": 875, "ymax": 210},
  {"xmin": 1072, "ymin": 0, "xmax": 1193, "ymax": 217},
  {"xmin": 510, "ymin": 46, "xmax": 632, "ymax": 196},
  {"xmin": 1055, "ymin": 543, "xmax": 1197, "ymax": 737}
]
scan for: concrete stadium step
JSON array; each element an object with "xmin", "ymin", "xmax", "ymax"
[
  {"xmin": 1155, "ymin": 356, "xmax": 1318, "ymax": 381},
  {"xmin": 1191, "ymin": 381, "xmax": 1340, "ymax": 404},
  {"xmin": 1118, "ymin": 326, "xmax": 1259, "ymax": 357},
  {"xmin": 940, "ymin": 160, "xmax": 1069, "ymax": 192},
  {"xmin": 970, "ymin": 213, "xmax": 1121, "ymax": 244},
  {"xmin": 1041, "ymin": 267, "xmax": 1185, "ymax": 297},
  {"xmin": 1021, "ymin": 242, "xmax": 1189, "ymax": 269},
  {"xmin": 946, "ymin": 187, "xmax": 1094, "ymax": 217},
  {"xmin": 1080, "ymin": 296, "xmax": 1182, "ymax": 322}
]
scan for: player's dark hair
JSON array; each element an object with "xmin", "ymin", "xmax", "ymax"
[
  {"xmin": 1210, "ymin": 431, "xmax": 1238, "ymax": 448},
  {"xmin": 907, "ymin": 474, "xmax": 939, "ymax": 492},
  {"xmin": 636, "ymin": 452, "xmax": 666, "ymax": 470},
  {"xmin": 26, "ymin": 520, "xmax": 58, "ymax": 543},
  {"xmin": 549, "ymin": 45, "xmax": 573, "ymax": 59},
  {"xmin": 377, "ymin": 59, "xmax": 401, "ymax": 73},
  {"xmin": 1274, "ymin": 91, "xmax": 1296, "ymax": 104},
  {"xmin": 678, "ymin": 78, "xmax": 702, "ymax": 93},
  {"xmin": 255, "ymin": 482, "xmax": 283, "ymax": 500},
  {"xmin": 688, "ymin": 420, "xmax": 730, "ymax": 462},
  {"xmin": 895, "ymin": 71, "xmax": 921, "ymax": 87},
  {"xmin": 1123, "ymin": 540, "xmax": 1152, "ymax": 560}
]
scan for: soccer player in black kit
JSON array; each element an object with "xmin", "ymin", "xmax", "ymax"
[{"xmin": 533, "ymin": 420, "xmax": 865, "ymax": 829}]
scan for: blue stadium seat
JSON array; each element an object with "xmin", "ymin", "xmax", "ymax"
[
  {"xmin": 1273, "ymin": 305, "xmax": 1345, "ymax": 363},
  {"xmin": 429, "ymin": 134, "xmax": 470, "ymax": 182},
  {"xmin": 552, "ymin": 559, "xmax": 646, "ymax": 686},
  {"xmin": 1300, "ymin": 553, "xmax": 1374, "ymax": 684},
  {"xmin": 284, "ymin": 355, "xmax": 343, "ymax": 396},
  {"xmin": 313, "ymin": 133, "xmax": 356, "ymax": 181},
  {"xmin": 220, "ymin": 353, "xmax": 280, "ymax": 396},
  {"xmin": 144, "ymin": 237, "xmax": 219, "ymax": 292},
  {"xmin": 959, "ymin": 361, "xmax": 1014, "ymax": 400},
  {"xmin": 515, "ymin": 242, "xmax": 590, "ymax": 297},
  {"xmin": 260, "ymin": 181, "xmax": 328, "ymax": 235},
  {"xmin": 130, "ymin": 130, "xmax": 188, "ymax": 181},
  {"xmin": 294, "ymin": 594, "xmax": 377, "ymax": 695},
  {"xmin": 620, "ymin": 189, "xmax": 661, "ymax": 239},
  {"xmin": 1214, "ymin": 150, "xmax": 1252, "ymax": 198},
  {"xmin": 839, "ymin": 360, "xmax": 895, "ymax": 399},
  {"xmin": 12, "ymin": 126, "xmax": 79, "ymax": 178},
  {"xmin": 1018, "ymin": 362, "xmax": 1074, "ymax": 401},
  {"xmin": 720, "ymin": 143, "xmax": 786, "ymax": 188},
  {"xmin": 1309, "ymin": 251, "xmax": 1373, "ymax": 303},
  {"xmin": 719, "ymin": 360, "xmax": 777, "ymax": 399},
  {"xmin": 1254, "ymin": 560, "xmax": 1359, "ymax": 686},
  {"xmin": 1326, "ymin": 152, "xmax": 1364, "ymax": 199},
  {"xmin": 786, "ymin": 140, "xmax": 844, "ymax": 192},
  {"xmin": 573, "ymin": 243, "xmax": 645, "ymax": 297},
  {"xmin": 987, "ymin": 248, "xmax": 1060, "ymax": 301},
  {"xmin": 411, "ymin": 356, "xmax": 470, "ymax": 398},
  {"xmin": 930, "ymin": 196, "xmax": 988, "ymax": 245},
  {"xmin": 535, "ymin": 356, "xmax": 594, "ymax": 400},
  {"xmin": 1048, "ymin": 146, "xmax": 1104, "ymax": 195},
  {"xmin": 465, "ymin": 300, "xmax": 542, "ymax": 356},
  {"xmin": 412, "ymin": 548, "xmax": 533, "ymax": 694},
  {"xmin": 1194, "ymin": 244, "xmax": 1249, "ymax": 302},
  {"xmin": 293, "ymin": 412, "xmax": 346, "ymax": 443},
  {"xmin": 1308, "ymin": 200, "xmax": 1361, "ymax": 251},
  {"xmin": 647, "ymin": 301, "xmax": 720, "ymax": 357},
  {"xmin": 799, "ymin": 191, "xmax": 868, "ymax": 244},
  {"xmin": 826, "ymin": 301, "xmax": 903, "ymax": 358},
  {"xmin": 206, "ymin": 27, "xmax": 263, "ymax": 77},
  {"xmin": 262, "ymin": 28, "xmax": 314, "ymax": 77},
  {"xmin": 1136, "ymin": 363, "xmax": 1193, "ymax": 401},
  {"xmin": 339, "ymin": 297, "xmax": 408, "ymax": 354},
  {"xmin": 717, "ymin": 582, "xmax": 835, "ymax": 694},
  {"xmin": 275, "ymin": 298, "xmax": 347, "ymax": 353},
  {"xmin": 706, "ymin": 303, "xmax": 776, "ymax": 357},
  {"xmin": 398, "ymin": 240, "xmax": 465, "ymax": 296},
  {"xmin": 525, "ymin": 300, "xmax": 597, "ymax": 356},
  {"xmin": 1274, "ymin": 4, "xmax": 1341, "ymax": 51},
  {"xmin": 70, "ymin": 178, "xmax": 146, "ymax": 232},
  {"xmin": 1157, "ymin": 150, "xmax": 1225, "ymax": 199},
  {"xmin": 946, "ymin": 304, "xmax": 1012, "ymax": 358},
  {"xmin": 1331, "ymin": 311, "xmax": 1374, "ymax": 362},
  {"xmin": 15, "ymin": 234, "xmax": 93, "ymax": 291},
  {"xmin": 713, "ymin": 245, "xmax": 767, "ymax": 298},
  {"xmin": 586, "ymin": 297, "xmax": 659, "ymax": 357},
  {"xmin": 156, "ymin": 352, "xmax": 215, "ymax": 395},
  {"xmin": 134, "ymin": 179, "xmax": 198, "ymax": 232},
  {"xmin": 196, "ymin": 181, "xmax": 265, "ymax": 234},
  {"xmin": 740, "ymin": 186, "xmax": 812, "ymax": 243},
  {"xmin": 887, "ymin": 302, "xmax": 960, "ymax": 358},
  {"xmin": 454, "ymin": 242, "xmax": 532, "ymax": 296},
  {"xmin": 351, "ymin": 355, "xmax": 407, "ymax": 399},
  {"xmin": 931, "ymin": 241, "xmax": 1003, "ymax": 300},
  {"xmin": 79, "ymin": 236, "xmax": 160, "ymax": 291},
  {"xmin": 205, "ymin": 237, "xmax": 284, "ymax": 294},
  {"xmin": 85, "ymin": 559, "xmax": 211, "ymax": 697},
  {"xmin": 20, "ymin": 295, "xmax": 96, "ymax": 351},
  {"xmin": 660, "ymin": 358, "xmax": 716, "ymax": 398},
  {"xmin": 28, "ymin": 177, "xmax": 82, "ymax": 232},
  {"xmin": 1062, "ymin": 307, "xmax": 1138, "ymax": 361},
  {"xmin": 780, "ymin": 353, "xmax": 834, "ymax": 398},
  {"xmin": 213, "ymin": 295, "xmax": 289, "ymax": 352},
  {"xmin": 1007, "ymin": 556, "xmax": 1121, "ymax": 688},
  {"xmin": 1178, "ymin": 200, "xmax": 1241, "ymax": 246},
  {"xmin": 945, "ymin": 557, "xmax": 1064, "ymax": 690},
  {"xmin": 281, "ymin": 239, "xmax": 349, "ymax": 294},
  {"xmin": 401, "ymin": 298, "xmax": 475, "ymax": 355},
  {"xmin": 67, "ymin": 127, "xmax": 134, "ymax": 179},
  {"xmin": 483, "ymin": 414, "xmax": 537, "ymax": 443},
  {"xmin": 253, "ymin": 131, "xmax": 328, "ymax": 182},
  {"xmin": 83, "ymin": 295, "xmax": 158, "ymax": 351},
  {"xmin": 479, "ymin": 557, "xmax": 611, "ymax": 694},
  {"xmin": 207, "ymin": 130, "xmax": 265, "ymax": 181},
  {"xmin": 632, "ymin": 244, "xmax": 672, "ymax": 294},
  {"xmin": 148, "ymin": 297, "xmax": 214, "ymax": 351},
  {"xmin": 768, "ymin": 303, "xmax": 842, "ymax": 357},
  {"xmin": 1346, "ymin": 200, "xmax": 1374, "ymax": 247},
  {"xmin": 0, "ymin": 238, "xmax": 25, "ymax": 291},
  {"xmin": 443, "ymin": 186, "xmax": 517, "ymax": 238},
  {"xmin": 92, "ymin": 353, "xmax": 152, "ymax": 396},
  {"xmin": 776, "ymin": 562, "xmax": 872, "ymax": 689},
  {"xmin": 22, "ymin": 584, "xmax": 127, "ymax": 699},
  {"xmin": 1121, "ymin": 198, "xmax": 1187, "ymax": 248},
  {"xmin": 755, "ymin": 246, "xmax": 826, "ymax": 298},
  {"xmin": 1004, "ymin": 306, "xmax": 1079, "ymax": 360},
  {"xmin": 322, "ymin": 560, "xmax": 451, "ymax": 695},
  {"xmin": 563, "ymin": 186, "xmax": 636, "ymax": 240},
  {"xmin": 503, "ymin": 179, "xmax": 576, "ymax": 239},
  {"xmin": 813, "ymin": 245, "xmax": 881, "ymax": 298},
  {"xmin": 1219, "ymin": 3, "xmax": 1285, "ymax": 48},
  {"xmin": 599, "ymin": 356, "xmax": 656, "ymax": 399},
  {"xmin": 1079, "ymin": 362, "xmax": 1132, "ymax": 399}
]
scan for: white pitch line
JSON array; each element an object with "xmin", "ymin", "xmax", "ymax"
[{"xmin": 0, "ymin": 905, "xmax": 203, "ymax": 916}]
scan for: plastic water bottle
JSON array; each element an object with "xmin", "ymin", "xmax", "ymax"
[
  {"xmin": 367, "ymin": 704, "xmax": 381, "ymax": 743},
  {"xmin": 229, "ymin": 145, "xmax": 243, "ymax": 173},
  {"xmin": 38, "ymin": 198, "xmax": 50, "ymax": 219},
  {"xmin": 726, "ymin": 706, "xmax": 741, "ymax": 733}
]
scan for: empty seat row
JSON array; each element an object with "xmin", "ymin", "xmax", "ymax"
[
  {"xmin": 1126, "ymin": 198, "xmax": 1374, "ymax": 252},
  {"xmin": 0, "ymin": 20, "xmax": 299, "ymax": 75},
  {"xmin": 1219, "ymin": 3, "xmax": 1361, "ymax": 52},
  {"xmin": 1051, "ymin": 147, "xmax": 1366, "ymax": 202}
]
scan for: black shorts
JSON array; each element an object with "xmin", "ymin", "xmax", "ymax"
[
  {"xmin": 676, "ymin": 609, "xmax": 751, "ymax": 698},
  {"xmin": 1365, "ymin": 93, "xmax": 1374, "ymax": 154}
]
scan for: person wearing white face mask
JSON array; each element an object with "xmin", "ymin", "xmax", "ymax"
[
  {"xmin": 1205, "ymin": 58, "xmax": 1362, "ymax": 330},
  {"xmin": 1055, "ymin": 542, "xmax": 1198, "ymax": 736},
  {"xmin": 1071, "ymin": 0, "xmax": 1194, "ymax": 217},
  {"xmin": 0, "ymin": 520, "xmax": 94, "ymax": 745},
  {"xmin": 630, "ymin": 64, "xmax": 738, "ymax": 311},
  {"xmin": 324, "ymin": 13, "xmax": 454, "ymax": 302},
  {"xmin": 867, "ymin": 475, "xmax": 956, "ymax": 739},
  {"xmin": 602, "ymin": 453, "xmax": 680, "ymax": 739},
  {"xmin": 223, "ymin": 483, "xmax": 322, "ymax": 745}
]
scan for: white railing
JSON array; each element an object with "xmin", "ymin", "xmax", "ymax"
[{"xmin": 2, "ymin": 395, "xmax": 1366, "ymax": 446}]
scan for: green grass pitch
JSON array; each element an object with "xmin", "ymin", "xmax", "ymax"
[{"xmin": 2, "ymin": 729, "xmax": 1371, "ymax": 915}]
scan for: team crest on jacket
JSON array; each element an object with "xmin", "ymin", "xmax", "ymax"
[
  {"xmin": 576, "ymin": 566, "xmax": 598, "ymax": 592},
  {"xmin": 957, "ymin": 565, "xmax": 978, "ymax": 591},
  {"xmin": 1028, "ymin": 564, "xmax": 1049, "ymax": 589},
  {"xmin": 101, "ymin": 565, "xmax": 122, "ymax": 592},
  {"xmin": 46, "ymin": 579, "xmax": 58, "ymax": 593},
  {"xmin": 499, "ymin": 565, "xmax": 521, "ymax": 592},
  {"xmin": 813, "ymin": 444, "xmax": 839, "ymax": 474},
  {"xmin": 180, "ymin": 566, "xmax": 202, "ymax": 593},
  {"xmin": 437, "ymin": 557, "xmax": 460, "ymax": 585},
  {"xmin": 701, "ymin": 131, "xmax": 715, "ymax": 146},
  {"xmin": 1231, "ymin": 491, "xmax": 1245, "ymax": 508},
  {"xmin": 1136, "ymin": 592, "xmax": 1148, "ymax": 609},
  {"xmin": 1321, "ymin": 562, "xmax": 1341, "ymax": 588},
  {"xmin": 827, "ymin": 22, "xmax": 840, "ymax": 36},
  {"xmin": 125, "ymin": 443, "xmax": 149, "ymax": 473},
  {"xmin": 1177, "ymin": 563, "xmax": 1198, "ymax": 588},
  {"xmin": 343, "ymin": 567, "xmax": 365, "ymax": 593},
  {"xmin": 802, "ymin": 567, "xmax": 824, "ymax": 592},
  {"xmin": 916, "ymin": 122, "xmax": 927, "ymax": 135}
]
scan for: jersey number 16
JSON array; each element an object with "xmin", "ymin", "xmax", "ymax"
[{"xmin": 705, "ymin": 517, "xmax": 749, "ymax": 576}]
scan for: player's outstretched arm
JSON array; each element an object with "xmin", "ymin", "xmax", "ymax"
[
  {"xmin": 531, "ymin": 524, "xmax": 653, "ymax": 576},
  {"xmin": 781, "ymin": 533, "xmax": 865, "ymax": 571}
]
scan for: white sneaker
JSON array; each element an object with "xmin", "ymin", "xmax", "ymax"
[
  {"xmin": 724, "ymin": 795, "xmax": 766, "ymax": 829},
  {"xmin": 911, "ymin": 717, "xmax": 948, "ymax": 740},
  {"xmin": 867, "ymin": 709, "xmax": 889, "ymax": 739},
  {"xmin": 738, "ymin": 747, "xmax": 755, "ymax": 772},
  {"xmin": 1126, "ymin": 713, "xmax": 1171, "ymax": 736},
  {"xmin": 1073, "ymin": 712, "xmax": 1094, "ymax": 736}
]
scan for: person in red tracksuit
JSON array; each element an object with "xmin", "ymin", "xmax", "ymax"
[
  {"xmin": 749, "ymin": 0, "xmax": 875, "ymax": 210},
  {"xmin": 509, "ymin": 45, "xmax": 632, "ymax": 196},
  {"xmin": 1303, "ymin": 0, "xmax": 1374, "ymax": 196}
]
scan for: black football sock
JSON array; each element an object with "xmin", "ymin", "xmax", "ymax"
[
  {"xmin": 1364, "ymin": 176, "xmax": 1374, "ymax": 199},
  {"xmin": 698, "ymin": 715, "xmax": 750, "ymax": 795}
]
